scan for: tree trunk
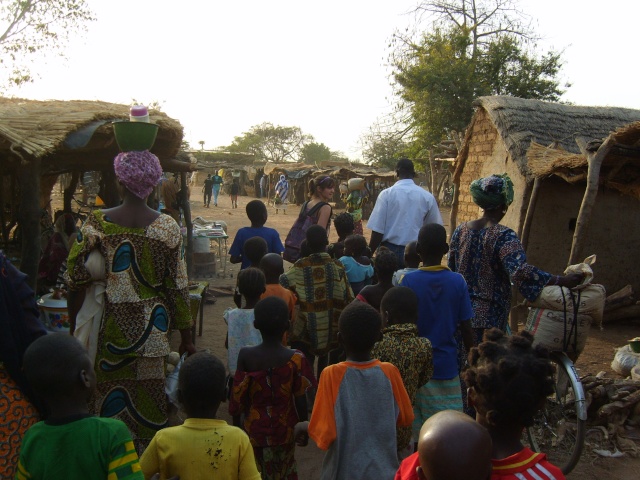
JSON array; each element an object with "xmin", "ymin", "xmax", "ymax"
[
  {"xmin": 19, "ymin": 159, "xmax": 41, "ymax": 290},
  {"xmin": 568, "ymin": 136, "xmax": 615, "ymax": 265}
]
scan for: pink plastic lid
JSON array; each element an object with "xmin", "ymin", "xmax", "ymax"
[{"xmin": 130, "ymin": 105, "xmax": 148, "ymax": 117}]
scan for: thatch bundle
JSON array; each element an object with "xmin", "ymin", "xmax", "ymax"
[
  {"xmin": 471, "ymin": 96, "xmax": 640, "ymax": 180},
  {"xmin": 0, "ymin": 97, "xmax": 184, "ymax": 172}
]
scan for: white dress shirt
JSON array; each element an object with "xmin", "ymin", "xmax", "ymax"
[{"xmin": 366, "ymin": 179, "xmax": 443, "ymax": 246}]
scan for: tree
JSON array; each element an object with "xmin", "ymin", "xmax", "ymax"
[
  {"xmin": 226, "ymin": 122, "xmax": 313, "ymax": 163},
  {"xmin": 301, "ymin": 142, "xmax": 331, "ymax": 165},
  {"xmin": 360, "ymin": 119, "xmax": 410, "ymax": 169},
  {"xmin": 390, "ymin": 0, "xmax": 565, "ymax": 148},
  {"xmin": 0, "ymin": 0, "xmax": 95, "ymax": 89}
]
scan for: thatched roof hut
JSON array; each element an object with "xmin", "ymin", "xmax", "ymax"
[
  {"xmin": 0, "ymin": 97, "xmax": 190, "ymax": 287},
  {"xmin": 452, "ymin": 96, "xmax": 640, "ymax": 320}
]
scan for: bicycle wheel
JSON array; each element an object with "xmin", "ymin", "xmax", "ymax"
[{"xmin": 526, "ymin": 351, "xmax": 587, "ymax": 474}]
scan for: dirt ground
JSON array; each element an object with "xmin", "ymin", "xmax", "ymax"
[{"xmin": 51, "ymin": 185, "xmax": 638, "ymax": 479}]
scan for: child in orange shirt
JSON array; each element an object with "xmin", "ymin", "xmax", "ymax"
[{"xmin": 259, "ymin": 253, "xmax": 297, "ymax": 323}]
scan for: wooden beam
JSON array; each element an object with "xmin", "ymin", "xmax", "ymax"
[
  {"xmin": 18, "ymin": 158, "xmax": 42, "ymax": 290},
  {"xmin": 568, "ymin": 135, "xmax": 615, "ymax": 265},
  {"xmin": 521, "ymin": 178, "xmax": 542, "ymax": 252},
  {"xmin": 181, "ymin": 173, "xmax": 193, "ymax": 277}
]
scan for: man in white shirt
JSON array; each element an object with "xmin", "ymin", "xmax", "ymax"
[{"xmin": 367, "ymin": 158, "xmax": 443, "ymax": 267}]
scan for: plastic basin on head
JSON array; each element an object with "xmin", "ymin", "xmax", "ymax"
[{"xmin": 113, "ymin": 121, "xmax": 159, "ymax": 151}]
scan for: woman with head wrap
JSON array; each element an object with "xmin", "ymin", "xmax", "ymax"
[
  {"xmin": 448, "ymin": 174, "xmax": 582, "ymax": 415},
  {"xmin": 448, "ymin": 174, "xmax": 582, "ymax": 340},
  {"xmin": 65, "ymin": 151, "xmax": 195, "ymax": 453}
]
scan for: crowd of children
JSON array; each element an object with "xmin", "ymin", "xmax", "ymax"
[{"xmin": 9, "ymin": 193, "xmax": 570, "ymax": 480}]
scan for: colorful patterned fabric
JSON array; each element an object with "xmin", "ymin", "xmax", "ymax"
[
  {"xmin": 16, "ymin": 416, "xmax": 143, "ymax": 479},
  {"xmin": 371, "ymin": 323, "xmax": 433, "ymax": 451},
  {"xmin": 253, "ymin": 444, "xmax": 297, "ymax": 480},
  {"xmin": 113, "ymin": 151, "xmax": 163, "ymax": 200},
  {"xmin": 448, "ymin": 223, "xmax": 551, "ymax": 331},
  {"xmin": 66, "ymin": 211, "xmax": 192, "ymax": 453},
  {"xmin": 275, "ymin": 176, "xmax": 289, "ymax": 203},
  {"xmin": 412, "ymin": 377, "xmax": 463, "ymax": 439},
  {"xmin": 140, "ymin": 418, "xmax": 261, "ymax": 480},
  {"xmin": 491, "ymin": 447, "xmax": 565, "ymax": 480},
  {"xmin": 229, "ymin": 351, "xmax": 315, "ymax": 447},
  {"xmin": 279, "ymin": 253, "xmax": 354, "ymax": 356},
  {"xmin": 224, "ymin": 308, "xmax": 262, "ymax": 375},
  {"xmin": 469, "ymin": 173, "xmax": 514, "ymax": 210},
  {"xmin": 0, "ymin": 366, "xmax": 39, "ymax": 479}
]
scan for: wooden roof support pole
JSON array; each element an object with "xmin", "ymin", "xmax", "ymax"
[
  {"xmin": 568, "ymin": 135, "xmax": 615, "ymax": 266},
  {"xmin": 521, "ymin": 177, "xmax": 542, "ymax": 252},
  {"xmin": 18, "ymin": 158, "xmax": 42, "ymax": 290},
  {"xmin": 180, "ymin": 172, "xmax": 193, "ymax": 277}
]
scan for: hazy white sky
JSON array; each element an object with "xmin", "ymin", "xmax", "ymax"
[{"xmin": 6, "ymin": 0, "xmax": 640, "ymax": 158}]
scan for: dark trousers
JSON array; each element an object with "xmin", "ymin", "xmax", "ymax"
[{"xmin": 381, "ymin": 241, "xmax": 406, "ymax": 269}]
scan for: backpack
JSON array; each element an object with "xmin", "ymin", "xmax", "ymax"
[{"xmin": 283, "ymin": 201, "xmax": 328, "ymax": 263}]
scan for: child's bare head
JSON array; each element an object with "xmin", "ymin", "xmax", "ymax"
[
  {"xmin": 243, "ymin": 236, "xmax": 268, "ymax": 266},
  {"xmin": 306, "ymin": 225, "xmax": 328, "ymax": 253},
  {"xmin": 338, "ymin": 302, "xmax": 381, "ymax": 356},
  {"xmin": 178, "ymin": 351, "xmax": 226, "ymax": 418},
  {"xmin": 417, "ymin": 223, "xmax": 448, "ymax": 263},
  {"xmin": 254, "ymin": 296, "xmax": 290, "ymax": 339},
  {"xmin": 344, "ymin": 234, "xmax": 367, "ymax": 257},
  {"xmin": 380, "ymin": 286, "xmax": 418, "ymax": 326},
  {"xmin": 464, "ymin": 328, "xmax": 555, "ymax": 430},
  {"xmin": 23, "ymin": 333, "xmax": 94, "ymax": 410},
  {"xmin": 259, "ymin": 253, "xmax": 284, "ymax": 283},
  {"xmin": 237, "ymin": 267, "xmax": 266, "ymax": 300},
  {"xmin": 373, "ymin": 247, "xmax": 398, "ymax": 282},
  {"xmin": 246, "ymin": 200, "xmax": 268, "ymax": 226},
  {"xmin": 333, "ymin": 212, "xmax": 355, "ymax": 240},
  {"xmin": 417, "ymin": 410, "xmax": 492, "ymax": 480},
  {"xmin": 403, "ymin": 241, "xmax": 420, "ymax": 268}
]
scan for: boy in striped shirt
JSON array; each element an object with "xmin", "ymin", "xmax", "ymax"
[{"xmin": 17, "ymin": 334, "xmax": 143, "ymax": 480}]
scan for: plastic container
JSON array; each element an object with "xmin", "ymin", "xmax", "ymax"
[
  {"xmin": 38, "ymin": 293, "xmax": 70, "ymax": 332},
  {"xmin": 130, "ymin": 105, "xmax": 150, "ymax": 123},
  {"xmin": 192, "ymin": 237, "xmax": 210, "ymax": 253},
  {"xmin": 112, "ymin": 121, "xmax": 159, "ymax": 151}
]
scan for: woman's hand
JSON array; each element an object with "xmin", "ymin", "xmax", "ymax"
[
  {"xmin": 548, "ymin": 272, "xmax": 584, "ymax": 289},
  {"xmin": 179, "ymin": 341, "xmax": 197, "ymax": 357}
]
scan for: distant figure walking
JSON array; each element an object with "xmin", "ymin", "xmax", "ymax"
[
  {"xmin": 274, "ymin": 175, "xmax": 289, "ymax": 214},
  {"xmin": 212, "ymin": 170, "xmax": 224, "ymax": 206},
  {"xmin": 259, "ymin": 174, "xmax": 267, "ymax": 198},
  {"xmin": 203, "ymin": 174, "xmax": 213, "ymax": 207}
]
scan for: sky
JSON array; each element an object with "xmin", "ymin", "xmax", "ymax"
[{"xmin": 5, "ymin": 0, "xmax": 640, "ymax": 159}]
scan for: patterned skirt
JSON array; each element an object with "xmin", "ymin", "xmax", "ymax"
[
  {"xmin": 253, "ymin": 443, "xmax": 298, "ymax": 480},
  {"xmin": 92, "ymin": 353, "xmax": 167, "ymax": 455},
  {"xmin": 412, "ymin": 377, "xmax": 463, "ymax": 439},
  {"xmin": 0, "ymin": 366, "xmax": 39, "ymax": 478}
]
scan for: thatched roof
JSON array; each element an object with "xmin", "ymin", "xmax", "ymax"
[
  {"xmin": 527, "ymin": 121, "xmax": 640, "ymax": 198},
  {"xmin": 0, "ymin": 97, "xmax": 188, "ymax": 174},
  {"xmin": 469, "ymin": 96, "xmax": 640, "ymax": 179}
]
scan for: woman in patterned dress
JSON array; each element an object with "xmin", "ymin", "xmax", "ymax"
[
  {"xmin": 0, "ymin": 252, "xmax": 46, "ymax": 478},
  {"xmin": 448, "ymin": 174, "xmax": 583, "ymax": 344},
  {"xmin": 66, "ymin": 151, "xmax": 195, "ymax": 453}
]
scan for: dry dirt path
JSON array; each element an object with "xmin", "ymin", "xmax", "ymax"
[{"xmin": 175, "ymin": 190, "xmax": 639, "ymax": 479}]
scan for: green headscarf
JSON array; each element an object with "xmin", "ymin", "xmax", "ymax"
[{"xmin": 469, "ymin": 174, "xmax": 514, "ymax": 210}]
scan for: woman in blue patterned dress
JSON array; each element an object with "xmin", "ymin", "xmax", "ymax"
[{"xmin": 448, "ymin": 174, "xmax": 582, "ymax": 344}]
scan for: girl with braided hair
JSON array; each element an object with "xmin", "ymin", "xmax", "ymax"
[{"xmin": 465, "ymin": 328, "xmax": 565, "ymax": 480}]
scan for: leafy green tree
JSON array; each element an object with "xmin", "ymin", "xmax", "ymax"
[
  {"xmin": 391, "ymin": 0, "xmax": 565, "ymax": 148},
  {"xmin": 301, "ymin": 142, "xmax": 331, "ymax": 164},
  {"xmin": 0, "ymin": 0, "xmax": 95, "ymax": 89},
  {"xmin": 360, "ymin": 120, "xmax": 410, "ymax": 169},
  {"xmin": 227, "ymin": 122, "xmax": 313, "ymax": 163}
]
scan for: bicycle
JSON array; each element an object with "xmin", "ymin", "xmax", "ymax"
[{"xmin": 524, "ymin": 300, "xmax": 588, "ymax": 475}]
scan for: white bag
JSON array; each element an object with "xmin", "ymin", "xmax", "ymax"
[
  {"xmin": 525, "ymin": 307, "xmax": 592, "ymax": 355},
  {"xmin": 526, "ymin": 284, "xmax": 606, "ymax": 326},
  {"xmin": 165, "ymin": 352, "xmax": 187, "ymax": 407},
  {"xmin": 563, "ymin": 254, "xmax": 596, "ymax": 290},
  {"xmin": 611, "ymin": 345, "xmax": 640, "ymax": 377},
  {"xmin": 74, "ymin": 250, "xmax": 106, "ymax": 366}
]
